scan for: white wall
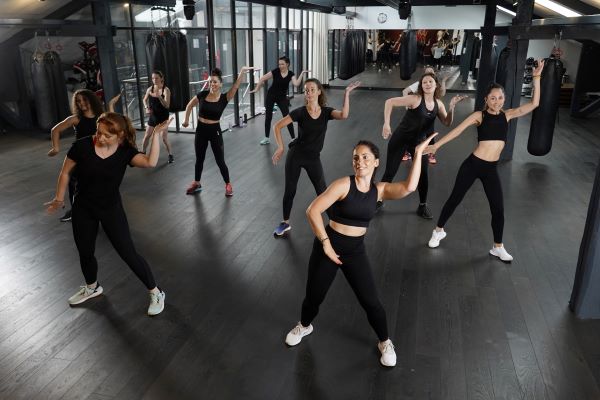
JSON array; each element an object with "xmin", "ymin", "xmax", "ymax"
[
  {"xmin": 527, "ymin": 39, "xmax": 582, "ymax": 84},
  {"xmin": 328, "ymin": 5, "xmax": 491, "ymax": 30}
]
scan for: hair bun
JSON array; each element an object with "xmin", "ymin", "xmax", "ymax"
[{"xmin": 211, "ymin": 68, "xmax": 222, "ymax": 78}]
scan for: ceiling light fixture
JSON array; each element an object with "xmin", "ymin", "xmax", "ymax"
[
  {"xmin": 535, "ymin": 0, "xmax": 582, "ymax": 17},
  {"xmin": 497, "ymin": 5, "xmax": 516, "ymax": 15}
]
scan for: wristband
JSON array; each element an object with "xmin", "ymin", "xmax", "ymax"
[{"xmin": 532, "ymin": 75, "xmax": 541, "ymax": 78}]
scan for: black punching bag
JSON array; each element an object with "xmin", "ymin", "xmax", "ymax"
[
  {"xmin": 528, "ymin": 58, "xmax": 563, "ymax": 156},
  {"xmin": 400, "ymin": 30, "xmax": 417, "ymax": 80},
  {"xmin": 495, "ymin": 46, "xmax": 510, "ymax": 89}
]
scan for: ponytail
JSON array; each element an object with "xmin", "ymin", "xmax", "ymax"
[{"xmin": 97, "ymin": 112, "xmax": 138, "ymax": 149}]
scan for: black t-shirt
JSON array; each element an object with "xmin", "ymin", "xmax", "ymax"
[
  {"xmin": 268, "ymin": 69, "xmax": 294, "ymax": 97},
  {"xmin": 67, "ymin": 136, "xmax": 140, "ymax": 208},
  {"xmin": 289, "ymin": 106, "xmax": 335, "ymax": 156},
  {"xmin": 74, "ymin": 115, "xmax": 98, "ymax": 140},
  {"xmin": 196, "ymin": 90, "xmax": 229, "ymax": 120}
]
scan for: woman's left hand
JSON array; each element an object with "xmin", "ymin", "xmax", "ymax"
[
  {"xmin": 44, "ymin": 198, "xmax": 65, "ymax": 214},
  {"xmin": 449, "ymin": 94, "xmax": 468, "ymax": 108},
  {"xmin": 416, "ymin": 133, "xmax": 438, "ymax": 155},
  {"xmin": 345, "ymin": 81, "xmax": 361, "ymax": 94},
  {"xmin": 533, "ymin": 58, "xmax": 545, "ymax": 77}
]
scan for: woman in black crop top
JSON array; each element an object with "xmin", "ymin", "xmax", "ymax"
[
  {"xmin": 381, "ymin": 73, "xmax": 466, "ymax": 219},
  {"xmin": 45, "ymin": 112, "xmax": 171, "ymax": 316},
  {"xmin": 48, "ymin": 89, "xmax": 104, "ymax": 222},
  {"xmin": 284, "ymin": 136, "xmax": 435, "ymax": 367},
  {"xmin": 425, "ymin": 60, "xmax": 545, "ymax": 262},
  {"xmin": 182, "ymin": 66, "xmax": 254, "ymax": 197},
  {"xmin": 249, "ymin": 56, "xmax": 309, "ymax": 145},
  {"xmin": 142, "ymin": 71, "xmax": 174, "ymax": 163},
  {"xmin": 270, "ymin": 79, "xmax": 360, "ymax": 237}
]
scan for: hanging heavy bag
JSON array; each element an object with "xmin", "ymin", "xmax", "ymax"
[
  {"xmin": 495, "ymin": 46, "xmax": 510, "ymax": 89},
  {"xmin": 400, "ymin": 30, "xmax": 417, "ymax": 80},
  {"xmin": 528, "ymin": 57, "xmax": 563, "ymax": 156},
  {"xmin": 174, "ymin": 32, "xmax": 190, "ymax": 111},
  {"xmin": 145, "ymin": 33, "xmax": 168, "ymax": 84},
  {"xmin": 45, "ymin": 51, "xmax": 70, "ymax": 121},
  {"xmin": 31, "ymin": 52, "xmax": 57, "ymax": 130}
]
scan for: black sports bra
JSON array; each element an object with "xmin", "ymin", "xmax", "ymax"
[
  {"xmin": 477, "ymin": 111, "xmax": 508, "ymax": 142},
  {"xmin": 330, "ymin": 176, "xmax": 378, "ymax": 228}
]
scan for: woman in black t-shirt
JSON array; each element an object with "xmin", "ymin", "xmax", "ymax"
[
  {"xmin": 182, "ymin": 67, "xmax": 254, "ymax": 197},
  {"xmin": 45, "ymin": 112, "xmax": 171, "ymax": 316},
  {"xmin": 271, "ymin": 79, "xmax": 360, "ymax": 236},
  {"xmin": 249, "ymin": 56, "xmax": 309, "ymax": 145},
  {"xmin": 48, "ymin": 89, "xmax": 104, "ymax": 222},
  {"xmin": 142, "ymin": 71, "xmax": 173, "ymax": 163}
]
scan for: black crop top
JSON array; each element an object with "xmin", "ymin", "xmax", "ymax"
[
  {"xmin": 74, "ymin": 115, "xmax": 98, "ymax": 140},
  {"xmin": 196, "ymin": 91, "xmax": 229, "ymax": 120},
  {"xmin": 268, "ymin": 69, "xmax": 294, "ymax": 97},
  {"xmin": 330, "ymin": 176, "xmax": 378, "ymax": 228},
  {"xmin": 478, "ymin": 111, "xmax": 508, "ymax": 142},
  {"xmin": 397, "ymin": 96, "xmax": 438, "ymax": 143}
]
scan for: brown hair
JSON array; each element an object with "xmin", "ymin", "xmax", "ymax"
[
  {"xmin": 354, "ymin": 140, "xmax": 380, "ymax": 185},
  {"xmin": 211, "ymin": 68, "xmax": 223, "ymax": 83},
  {"xmin": 304, "ymin": 78, "xmax": 327, "ymax": 107},
  {"xmin": 416, "ymin": 73, "xmax": 441, "ymax": 99},
  {"xmin": 71, "ymin": 89, "xmax": 104, "ymax": 118},
  {"xmin": 96, "ymin": 112, "xmax": 137, "ymax": 149},
  {"xmin": 483, "ymin": 82, "xmax": 505, "ymax": 112}
]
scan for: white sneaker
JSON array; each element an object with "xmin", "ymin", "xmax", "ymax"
[
  {"xmin": 489, "ymin": 246, "xmax": 513, "ymax": 262},
  {"xmin": 378, "ymin": 339, "xmax": 397, "ymax": 367},
  {"xmin": 285, "ymin": 322, "xmax": 313, "ymax": 346},
  {"xmin": 68, "ymin": 284, "xmax": 103, "ymax": 305},
  {"xmin": 148, "ymin": 290, "xmax": 165, "ymax": 316},
  {"xmin": 259, "ymin": 137, "xmax": 270, "ymax": 145},
  {"xmin": 428, "ymin": 229, "xmax": 447, "ymax": 248}
]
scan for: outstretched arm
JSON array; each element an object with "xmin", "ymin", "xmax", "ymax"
[
  {"xmin": 48, "ymin": 115, "xmax": 78, "ymax": 156},
  {"xmin": 437, "ymin": 95, "xmax": 468, "ymax": 127},
  {"xmin": 249, "ymin": 71, "xmax": 272, "ymax": 93},
  {"xmin": 382, "ymin": 95, "xmax": 420, "ymax": 139},
  {"xmin": 45, "ymin": 156, "xmax": 76, "ymax": 213},
  {"xmin": 291, "ymin": 70, "xmax": 310, "ymax": 87},
  {"xmin": 331, "ymin": 81, "xmax": 361, "ymax": 120},
  {"xmin": 227, "ymin": 66, "xmax": 254, "ymax": 101},
  {"xmin": 131, "ymin": 117, "xmax": 173, "ymax": 168},
  {"xmin": 506, "ymin": 59, "xmax": 545, "ymax": 121},
  {"xmin": 424, "ymin": 111, "xmax": 480, "ymax": 154}
]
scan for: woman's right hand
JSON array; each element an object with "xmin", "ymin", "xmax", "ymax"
[
  {"xmin": 382, "ymin": 124, "xmax": 392, "ymax": 139},
  {"xmin": 44, "ymin": 198, "xmax": 64, "ymax": 214},
  {"xmin": 47, "ymin": 147, "xmax": 59, "ymax": 157},
  {"xmin": 323, "ymin": 241, "xmax": 342, "ymax": 265},
  {"xmin": 182, "ymin": 120, "xmax": 189, "ymax": 128},
  {"xmin": 416, "ymin": 132, "xmax": 438, "ymax": 155},
  {"xmin": 272, "ymin": 147, "xmax": 284, "ymax": 165}
]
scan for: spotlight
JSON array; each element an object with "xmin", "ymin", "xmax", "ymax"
[
  {"xmin": 398, "ymin": 0, "xmax": 411, "ymax": 20},
  {"xmin": 183, "ymin": 0, "xmax": 196, "ymax": 21}
]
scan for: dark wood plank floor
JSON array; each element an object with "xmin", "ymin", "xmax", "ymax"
[{"xmin": 1, "ymin": 90, "xmax": 600, "ymax": 400}]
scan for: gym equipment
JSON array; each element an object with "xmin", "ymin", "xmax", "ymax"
[{"xmin": 400, "ymin": 30, "xmax": 417, "ymax": 80}]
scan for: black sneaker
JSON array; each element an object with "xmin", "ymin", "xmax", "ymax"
[
  {"xmin": 168, "ymin": 154, "xmax": 174, "ymax": 163},
  {"xmin": 60, "ymin": 209, "xmax": 72, "ymax": 222},
  {"xmin": 416, "ymin": 204, "xmax": 433, "ymax": 219}
]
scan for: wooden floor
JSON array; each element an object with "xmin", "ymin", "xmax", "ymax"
[{"xmin": 1, "ymin": 90, "xmax": 600, "ymax": 400}]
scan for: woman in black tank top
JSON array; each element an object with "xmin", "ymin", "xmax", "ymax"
[
  {"xmin": 284, "ymin": 136, "xmax": 435, "ymax": 367},
  {"xmin": 425, "ymin": 60, "xmax": 545, "ymax": 262},
  {"xmin": 249, "ymin": 56, "xmax": 309, "ymax": 145},
  {"xmin": 48, "ymin": 89, "xmax": 104, "ymax": 222},
  {"xmin": 142, "ymin": 71, "xmax": 173, "ymax": 163},
  {"xmin": 381, "ymin": 73, "xmax": 466, "ymax": 219}
]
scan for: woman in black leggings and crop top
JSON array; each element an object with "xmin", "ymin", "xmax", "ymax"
[
  {"xmin": 142, "ymin": 71, "xmax": 173, "ymax": 163},
  {"xmin": 48, "ymin": 89, "xmax": 104, "ymax": 222},
  {"xmin": 425, "ymin": 60, "xmax": 545, "ymax": 261},
  {"xmin": 271, "ymin": 79, "xmax": 360, "ymax": 236},
  {"xmin": 381, "ymin": 73, "xmax": 466, "ymax": 218},
  {"xmin": 284, "ymin": 135, "xmax": 435, "ymax": 367},
  {"xmin": 45, "ymin": 112, "xmax": 171, "ymax": 315},
  {"xmin": 182, "ymin": 67, "xmax": 254, "ymax": 197},
  {"xmin": 249, "ymin": 56, "xmax": 309, "ymax": 145}
]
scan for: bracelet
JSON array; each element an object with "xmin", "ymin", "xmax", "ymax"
[
  {"xmin": 320, "ymin": 237, "xmax": 329, "ymax": 244},
  {"xmin": 532, "ymin": 75, "xmax": 541, "ymax": 78}
]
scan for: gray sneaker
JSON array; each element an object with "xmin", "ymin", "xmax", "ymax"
[
  {"xmin": 148, "ymin": 290, "xmax": 165, "ymax": 316},
  {"xmin": 68, "ymin": 284, "xmax": 103, "ymax": 305}
]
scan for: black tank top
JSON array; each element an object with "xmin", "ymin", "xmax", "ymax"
[
  {"xmin": 331, "ymin": 176, "xmax": 378, "ymax": 228},
  {"xmin": 196, "ymin": 91, "xmax": 229, "ymax": 120},
  {"xmin": 148, "ymin": 87, "xmax": 170, "ymax": 120},
  {"xmin": 74, "ymin": 115, "xmax": 97, "ymax": 140},
  {"xmin": 478, "ymin": 111, "xmax": 508, "ymax": 142},
  {"xmin": 397, "ymin": 96, "xmax": 438, "ymax": 142},
  {"xmin": 268, "ymin": 69, "xmax": 294, "ymax": 97}
]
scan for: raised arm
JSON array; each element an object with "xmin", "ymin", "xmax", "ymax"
[
  {"xmin": 330, "ymin": 81, "xmax": 361, "ymax": 120},
  {"xmin": 506, "ymin": 59, "xmax": 545, "ymax": 121},
  {"xmin": 107, "ymin": 92, "xmax": 122, "ymax": 113},
  {"xmin": 48, "ymin": 115, "xmax": 78, "ymax": 156},
  {"xmin": 437, "ymin": 95, "xmax": 467, "ymax": 127},
  {"xmin": 291, "ymin": 70, "xmax": 310, "ymax": 87},
  {"xmin": 272, "ymin": 115, "xmax": 294, "ymax": 165},
  {"xmin": 182, "ymin": 96, "xmax": 199, "ymax": 128},
  {"xmin": 131, "ymin": 118, "xmax": 172, "ymax": 168},
  {"xmin": 249, "ymin": 71, "xmax": 272, "ymax": 93},
  {"xmin": 382, "ymin": 95, "xmax": 420, "ymax": 139},
  {"xmin": 425, "ymin": 111, "xmax": 480, "ymax": 154},
  {"xmin": 45, "ymin": 156, "xmax": 76, "ymax": 213},
  {"xmin": 306, "ymin": 177, "xmax": 351, "ymax": 265},
  {"xmin": 380, "ymin": 133, "xmax": 436, "ymax": 200},
  {"xmin": 227, "ymin": 66, "xmax": 254, "ymax": 101}
]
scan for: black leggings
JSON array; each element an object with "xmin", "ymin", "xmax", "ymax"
[
  {"xmin": 381, "ymin": 129, "xmax": 429, "ymax": 203},
  {"xmin": 265, "ymin": 94, "xmax": 294, "ymax": 139},
  {"xmin": 437, "ymin": 154, "xmax": 504, "ymax": 243},
  {"xmin": 72, "ymin": 200, "xmax": 156, "ymax": 290},
  {"xmin": 194, "ymin": 121, "xmax": 230, "ymax": 183},
  {"xmin": 283, "ymin": 148, "xmax": 326, "ymax": 220},
  {"xmin": 301, "ymin": 225, "xmax": 389, "ymax": 342},
  {"xmin": 68, "ymin": 168, "xmax": 78, "ymax": 206}
]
